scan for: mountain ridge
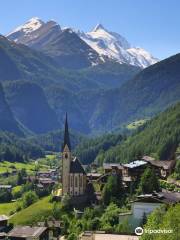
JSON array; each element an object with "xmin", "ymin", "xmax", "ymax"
[{"xmin": 7, "ymin": 17, "xmax": 158, "ymax": 69}]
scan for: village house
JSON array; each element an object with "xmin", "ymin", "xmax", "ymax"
[
  {"xmin": 102, "ymin": 157, "xmax": 176, "ymax": 184},
  {"xmin": 103, "ymin": 163, "xmax": 123, "ymax": 175},
  {"xmin": 122, "ymin": 160, "xmax": 148, "ymax": 181},
  {"xmin": 0, "ymin": 185, "xmax": 12, "ymax": 193},
  {"xmin": 119, "ymin": 190, "xmax": 180, "ymax": 230},
  {"xmin": 142, "ymin": 156, "xmax": 176, "ymax": 179},
  {"xmin": 8, "ymin": 226, "xmax": 48, "ymax": 240},
  {"xmin": 102, "ymin": 161, "xmax": 149, "ymax": 184},
  {"xmin": 38, "ymin": 178, "xmax": 56, "ymax": 188},
  {"xmin": 87, "ymin": 173, "xmax": 102, "ymax": 182},
  {"xmin": 79, "ymin": 232, "xmax": 139, "ymax": 240},
  {"xmin": 38, "ymin": 220, "xmax": 62, "ymax": 239},
  {"xmin": 37, "ymin": 169, "xmax": 58, "ymax": 181}
]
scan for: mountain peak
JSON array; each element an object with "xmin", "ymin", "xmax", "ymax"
[
  {"xmin": 8, "ymin": 17, "xmax": 44, "ymax": 36},
  {"xmin": 93, "ymin": 23, "xmax": 106, "ymax": 32},
  {"xmin": 28, "ymin": 17, "xmax": 43, "ymax": 22}
]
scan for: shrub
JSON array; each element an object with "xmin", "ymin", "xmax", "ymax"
[{"xmin": 22, "ymin": 191, "xmax": 38, "ymax": 208}]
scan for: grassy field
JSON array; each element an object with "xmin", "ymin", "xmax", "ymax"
[
  {"xmin": 126, "ymin": 119, "xmax": 148, "ymax": 130},
  {"xmin": 0, "ymin": 160, "xmax": 50, "ymax": 175},
  {"xmin": 0, "ymin": 201, "xmax": 17, "ymax": 216},
  {"xmin": 37, "ymin": 154, "xmax": 59, "ymax": 168},
  {"xmin": 0, "ymin": 154, "xmax": 59, "ymax": 175},
  {"xmin": 10, "ymin": 196, "xmax": 54, "ymax": 225}
]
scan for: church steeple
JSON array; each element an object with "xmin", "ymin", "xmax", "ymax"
[{"xmin": 63, "ymin": 113, "xmax": 71, "ymax": 151}]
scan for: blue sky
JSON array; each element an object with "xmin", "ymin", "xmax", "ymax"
[{"xmin": 0, "ymin": 0, "xmax": 180, "ymax": 59}]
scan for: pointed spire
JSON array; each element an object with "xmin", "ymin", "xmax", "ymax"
[{"xmin": 63, "ymin": 113, "xmax": 71, "ymax": 151}]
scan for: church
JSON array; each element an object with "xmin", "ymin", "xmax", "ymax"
[{"xmin": 61, "ymin": 114, "xmax": 87, "ymax": 197}]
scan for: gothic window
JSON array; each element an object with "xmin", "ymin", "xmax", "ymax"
[
  {"xmin": 71, "ymin": 176, "xmax": 73, "ymax": 187},
  {"xmin": 80, "ymin": 175, "xmax": 83, "ymax": 187},
  {"xmin": 65, "ymin": 153, "xmax": 68, "ymax": 159},
  {"xmin": 75, "ymin": 176, "xmax": 78, "ymax": 187}
]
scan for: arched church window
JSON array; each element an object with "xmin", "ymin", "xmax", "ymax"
[
  {"xmin": 80, "ymin": 175, "xmax": 83, "ymax": 187},
  {"xmin": 75, "ymin": 176, "xmax": 78, "ymax": 187},
  {"xmin": 71, "ymin": 176, "xmax": 73, "ymax": 187},
  {"xmin": 65, "ymin": 153, "xmax": 68, "ymax": 159}
]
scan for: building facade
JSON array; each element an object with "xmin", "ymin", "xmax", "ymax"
[{"xmin": 62, "ymin": 114, "xmax": 87, "ymax": 197}]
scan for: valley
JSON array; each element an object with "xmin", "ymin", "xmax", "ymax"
[{"xmin": 0, "ymin": 10, "xmax": 179, "ymax": 240}]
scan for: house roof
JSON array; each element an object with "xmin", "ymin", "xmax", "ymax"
[
  {"xmin": 87, "ymin": 173, "xmax": 102, "ymax": 178},
  {"xmin": 142, "ymin": 155, "xmax": 155, "ymax": 161},
  {"xmin": 0, "ymin": 185, "xmax": 12, "ymax": 189},
  {"xmin": 135, "ymin": 190, "xmax": 180, "ymax": 204},
  {"xmin": 70, "ymin": 157, "xmax": 86, "ymax": 174},
  {"xmin": 143, "ymin": 159, "xmax": 175, "ymax": 170},
  {"xmin": 81, "ymin": 233, "xmax": 139, "ymax": 240},
  {"xmin": 38, "ymin": 221, "xmax": 62, "ymax": 228},
  {"xmin": 0, "ymin": 215, "xmax": 9, "ymax": 221},
  {"xmin": 8, "ymin": 226, "xmax": 47, "ymax": 238},
  {"xmin": 161, "ymin": 189, "xmax": 180, "ymax": 203},
  {"xmin": 123, "ymin": 160, "xmax": 147, "ymax": 169},
  {"xmin": 39, "ymin": 178, "xmax": 56, "ymax": 184},
  {"xmin": 103, "ymin": 163, "xmax": 123, "ymax": 170}
]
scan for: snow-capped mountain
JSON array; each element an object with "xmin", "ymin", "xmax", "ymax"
[
  {"xmin": 7, "ymin": 18, "xmax": 101, "ymax": 69},
  {"xmin": 7, "ymin": 17, "xmax": 62, "ymax": 46},
  {"xmin": 9, "ymin": 17, "xmax": 44, "ymax": 36},
  {"xmin": 78, "ymin": 24, "xmax": 158, "ymax": 68},
  {"xmin": 7, "ymin": 18, "xmax": 158, "ymax": 69}
]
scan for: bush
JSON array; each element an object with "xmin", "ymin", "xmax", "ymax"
[
  {"xmin": 102, "ymin": 175, "xmax": 124, "ymax": 206},
  {"xmin": 0, "ymin": 189, "xmax": 12, "ymax": 203},
  {"xmin": 138, "ymin": 167, "xmax": 160, "ymax": 194},
  {"xmin": 22, "ymin": 191, "xmax": 38, "ymax": 208}
]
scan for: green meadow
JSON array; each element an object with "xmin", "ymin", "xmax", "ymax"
[{"xmin": 10, "ymin": 196, "xmax": 53, "ymax": 225}]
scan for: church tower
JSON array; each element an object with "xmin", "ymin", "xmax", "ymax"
[
  {"xmin": 62, "ymin": 113, "xmax": 71, "ymax": 195},
  {"xmin": 61, "ymin": 113, "xmax": 87, "ymax": 197}
]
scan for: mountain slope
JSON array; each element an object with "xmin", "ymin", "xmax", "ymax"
[
  {"xmin": 0, "ymin": 83, "xmax": 22, "ymax": 135},
  {"xmin": 78, "ymin": 24, "xmax": 158, "ymax": 68},
  {"xmin": 89, "ymin": 53, "xmax": 180, "ymax": 133},
  {"xmin": 98, "ymin": 102, "xmax": 180, "ymax": 163},
  {"xmin": 0, "ymin": 35, "xmax": 141, "ymax": 134},
  {"xmin": 7, "ymin": 18, "xmax": 101, "ymax": 69},
  {"xmin": 0, "ymin": 35, "xmax": 63, "ymax": 86},
  {"xmin": 0, "ymin": 131, "xmax": 44, "ymax": 162},
  {"xmin": 0, "ymin": 35, "xmax": 139, "ymax": 91},
  {"xmin": 4, "ymin": 81, "xmax": 60, "ymax": 134}
]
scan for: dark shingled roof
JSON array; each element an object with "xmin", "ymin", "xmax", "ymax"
[
  {"xmin": 143, "ymin": 159, "xmax": 175, "ymax": 170},
  {"xmin": 70, "ymin": 157, "xmax": 86, "ymax": 174}
]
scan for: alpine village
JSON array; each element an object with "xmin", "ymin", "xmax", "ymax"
[{"xmin": 0, "ymin": 15, "xmax": 179, "ymax": 240}]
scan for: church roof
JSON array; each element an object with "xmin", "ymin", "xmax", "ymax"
[
  {"xmin": 70, "ymin": 157, "xmax": 86, "ymax": 174},
  {"xmin": 62, "ymin": 113, "xmax": 71, "ymax": 151}
]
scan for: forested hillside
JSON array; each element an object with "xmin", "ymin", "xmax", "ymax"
[
  {"xmin": 4, "ymin": 81, "xmax": 59, "ymax": 134},
  {"xmin": 0, "ymin": 35, "xmax": 141, "ymax": 134},
  {"xmin": 90, "ymin": 53, "xmax": 180, "ymax": 133},
  {"xmin": 0, "ymin": 131, "xmax": 44, "ymax": 162},
  {"xmin": 27, "ymin": 129, "xmax": 85, "ymax": 152},
  {"xmin": 0, "ymin": 83, "xmax": 22, "ymax": 135},
  {"xmin": 74, "ymin": 133, "xmax": 123, "ymax": 164},
  {"xmin": 97, "ymin": 102, "xmax": 180, "ymax": 164}
]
